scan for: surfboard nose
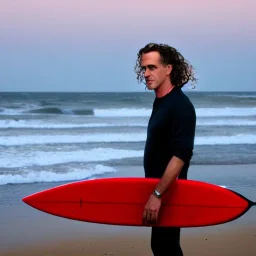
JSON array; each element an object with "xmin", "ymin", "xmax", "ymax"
[
  {"xmin": 22, "ymin": 196, "xmax": 28, "ymax": 203},
  {"xmin": 22, "ymin": 195, "xmax": 33, "ymax": 206}
]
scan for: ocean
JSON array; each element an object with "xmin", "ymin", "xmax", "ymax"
[{"xmin": 0, "ymin": 91, "xmax": 256, "ymax": 186}]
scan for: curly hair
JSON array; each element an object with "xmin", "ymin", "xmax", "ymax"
[{"xmin": 134, "ymin": 43, "xmax": 197, "ymax": 88}]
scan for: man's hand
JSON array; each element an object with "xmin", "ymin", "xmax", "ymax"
[{"xmin": 142, "ymin": 193, "xmax": 162, "ymax": 225}]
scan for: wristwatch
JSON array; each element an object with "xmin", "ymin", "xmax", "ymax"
[{"xmin": 153, "ymin": 189, "xmax": 162, "ymax": 199}]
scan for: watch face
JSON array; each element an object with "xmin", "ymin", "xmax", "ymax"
[{"xmin": 153, "ymin": 190, "xmax": 161, "ymax": 198}]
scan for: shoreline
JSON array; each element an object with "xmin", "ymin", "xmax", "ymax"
[{"xmin": 2, "ymin": 164, "xmax": 256, "ymax": 255}]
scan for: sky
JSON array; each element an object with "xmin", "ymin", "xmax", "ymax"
[{"xmin": 1, "ymin": 0, "xmax": 255, "ymax": 92}]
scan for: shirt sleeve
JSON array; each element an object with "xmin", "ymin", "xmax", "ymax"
[{"xmin": 170, "ymin": 105, "xmax": 196, "ymax": 164}]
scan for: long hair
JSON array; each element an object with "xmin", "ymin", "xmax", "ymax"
[{"xmin": 134, "ymin": 43, "xmax": 197, "ymax": 88}]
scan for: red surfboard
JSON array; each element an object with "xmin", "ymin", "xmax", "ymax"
[{"xmin": 22, "ymin": 178, "xmax": 255, "ymax": 227}]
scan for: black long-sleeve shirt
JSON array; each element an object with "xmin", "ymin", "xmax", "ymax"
[{"xmin": 143, "ymin": 87, "xmax": 196, "ymax": 179}]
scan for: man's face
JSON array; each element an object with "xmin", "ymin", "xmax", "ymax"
[{"xmin": 140, "ymin": 51, "xmax": 171, "ymax": 90}]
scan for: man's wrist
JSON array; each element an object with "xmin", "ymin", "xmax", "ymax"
[{"xmin": 152, "ymin": 189, "xmax": 162, "ymax": 199}]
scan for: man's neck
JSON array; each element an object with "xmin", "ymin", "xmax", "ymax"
[{"xmin": 155, "ymin": 83, "xmax": 175, "ymax": 98}]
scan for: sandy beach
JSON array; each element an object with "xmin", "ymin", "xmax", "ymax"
[
  {"xmin": 1, "ymin": 164, "xmax": 256, "ymax": 255},
  {"xmin": 3, "ymin": 226, "xmax": 256, "ymax": 256}
]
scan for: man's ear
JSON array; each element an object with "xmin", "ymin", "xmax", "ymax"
[{"xmin": 166, "ymin": 65, "xmax": 172, "ymax": 75}]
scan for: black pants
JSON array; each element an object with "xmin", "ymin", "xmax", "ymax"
[{"xmin": 151, "ymin": 226, "xmax": 183, "ymax": 256}]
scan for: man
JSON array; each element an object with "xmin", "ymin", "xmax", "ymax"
[{"xmin": 134, "ymin": 43, "xmax": 197, "ymax": 255}]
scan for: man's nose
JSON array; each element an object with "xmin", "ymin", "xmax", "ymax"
[{"xmin": 144, "ymin": 69, "xmax": 150, "ymax": 78}]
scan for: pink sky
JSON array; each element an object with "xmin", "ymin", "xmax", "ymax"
[
  {"xmin": 1, "ymin": 0, "xmax": 255, "ymax": 39},
  {"xmin": 1, "ymin": 0, "xmax": 255, "ymax": 91}
]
